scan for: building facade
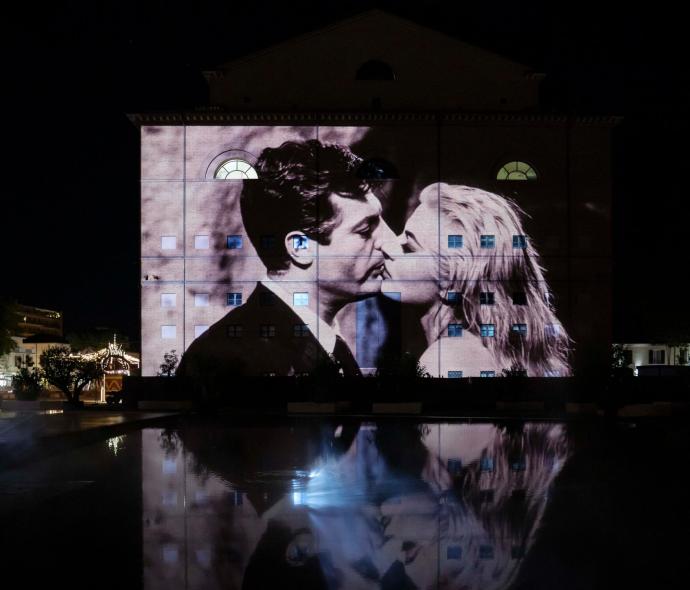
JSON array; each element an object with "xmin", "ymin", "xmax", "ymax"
[{"xmin": 133, "ymin": 11, "xmax": 616, "ymax": 378}]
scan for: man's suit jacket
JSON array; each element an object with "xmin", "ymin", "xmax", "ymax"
[{"xmin": 177, "ymin": 283, "xmax": 332, "ymax": 379}]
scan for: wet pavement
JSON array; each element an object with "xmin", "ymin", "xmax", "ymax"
[{"xmin": 1, "ymin": 415, "xmax": 689, "ymax": 589}]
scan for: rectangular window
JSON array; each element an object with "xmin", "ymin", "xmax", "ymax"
[
  {"xmin": 480, "ymin": 324, "xmax": 495, "ymax": 337},
  {"xmin": 293, "ymin": 324, "xmax": 310, "ymax": 337},
  {"xmin": 513, "ymin": 235, "xmax": 527, "ymax": 249},
  {"xmin": 448, "ymin": 370, "xmax": 463, "ymax": 378},
  {"xmin": 480, "ymin": 371, "xmax": 496, "ymax": 378},
  {"xmin": 260, "ymin": 234, "xmax": 276, "ymax": 250},
  {"xmin": 194, "ymin": 235, "xmax": 209, "ymax": 250},
  {"xmin": 447, "ymin": 546, "xmax": 462, "ymax": 560},
  {"xmin": 161, "ymin": 236, "xmax": 176, "ymax": 250},
  {"xmin": 511, "ymin": 323, "xmax": 528, "ymax": 336},
  {"xmin": 226, "ymin": 324, "xmax": 243, "ymax": 338},
  {"xmin": 479, "ymin": 489, "xmax": 495, "ymax": 503},
  {"xmin": 480, "ymin": 457, "xmax": 494, "ymax": 472},
  {"xmin": 480, "ymin": 235, "xmax": 495, "ymax": 249},
  {"xmin": 512, "ymin": 291, "xmax": 527, "ymax": 305},
  {"xmin": 649, "ymin": 349, "xmax": 665, "ymax": 364},
  {"xmin": 161, "ymin": 293, "xmax": 176, "ymax": 308},
  {"xmin": 194, "ymin": 293, "xmax": 209, "ymax": 307},
  {"xmin": 259, "ymin": 292, "xmax": 276, "ymax": 306},
  {"xmin": 226, "ymin": 235, "xmax": 243, "ymax": 249},
  {"xmin": 447, "ymin": 458, "xmax": 463, "ymax": 475},
  {"xmin": 194, "ymin": 325, "xmax": 209, "ymax": 338},
  {"xmin": 544, "ymin": 323, "xmax": 560, "ymax": 337},
  {"xmin": 227, "ymin": 292, "xmax": 242, "ymax": 306},
  {"xmin": 447, "ymin": 235, "xmax": 463, "ymax": 248},
  {"xmin": 293, "ymin": 292, "xmax": 309, "ymax": 307},
  {"xmin": 448, "ymin": 323, "xmax": 463, "ymax": 337},
  {"xmin": 446, "ymin": 291, "xmax": 461, "ymax": 305},
  {"xmin": 479, "ymin": 545, "xmax": 494, "ymax": 560},
  {"xmin": 292, "ymin": 235, "xmax": 309, "ymax": 250},
  {"xmin": 15, "ymin": 355, "xmax": 22, "ymax": 368},
  {"xmin": 479, "ymin": 292, "xmax": 495, "ymax": 305},
  {"xmin": 260, "ymin": 324, "xmax": 276, "ymax": 338},
  {"xmin": 161, "ymin": 325, "xmax": 176, "ymax": 339}
]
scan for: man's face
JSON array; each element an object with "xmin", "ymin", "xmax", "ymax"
[{"xmin": 317, "ymin": 191, "xmax": 397, "ymax": 301}]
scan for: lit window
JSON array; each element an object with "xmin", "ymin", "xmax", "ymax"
[
  {"xmin": 479, "ymin": 545, "xmax": 495, "ymax": 559},
  {"xmin": 293, "ymin": 235, "xmax": 308, "ymax": 250},
  {"xmin": 293, "ymin": 292, "xmax": 309, "ymax": 307},
  {"xmin": 226, "ymin": 325, "xmax": 243, "ymax": 338},
  {"xmin": 545, "ymin": 323, "xmax": 560, "ymax": 337},
  {"xmin": 448, "ymin": 323, "xmax": 463, "ymax": 337},
  {"xmin": 497, "ymin": 161, "xmax": 538, "ymax": 181},
  {"xmin": 480, "ymin": 324, "xmax": 495, "ymax": 337},
  {"xmin": 260, "ymin": 325, "xmax": 276, "ymax": 338},
  {"xmin": 512, "ymin": 291, "xmax": 527, "ymax": 305},
  {"xmin": 480, "ymin": 371, "xmax": 496, "ymax": 378},
  {"xmin": 511, "ymin": 323, "xmax": 528, "ymax": 336},
  {"xmin": 161, "ymin": 325, "xmax": 176, "ymax": 339},
  {"xmin": 162, "ymin": 458, "xmax": 176, "ymax": 474},
  {"xmin": 294, "ymin": 324, "xmax": 309, "ymax": 337},
  {"xmin": 480, "ymin": 235, "xmax": 495, "ymax": 248},
  {"xmin": 448, "ymin": 235, "xmax": 463, "ymax": 248},
  {"xmin": 226, "ymin": 235, "xmax": 243, "ymax": 249},
  {"xmin": 161, "ymin": 293, "xmax": 176, "ymax": 308},
  {"xmin": 448, "ymin": 370, "xmax": 463, "ymax": 378},
  {"xmin": 447, "ymin": 546, "xmax": 462, "ymax": 560},
  {"xmin": 447, "ymin": 291, "xmax": 461, "ymax": 305},
  {"xmin": 479, "ymin": 292, "xmax": 495, "ymax": 305},
  {"xmin": 260, "ymin": 235, "xmax": 276, "ymax": 250},
  {"xmin": 227, "ymin": 292, "xmax": 242, "ymax": 306},
  {"xmin": 194, "ymin": 235, "xmax": 209, "ymax": 250},
  {"xmin": 214, "ymin": 158, "xmax": 258, "ymax": 180},
  {"xmin": 513, "ymin": 235, "xmax": 527, "ymax": 249},
  {"xmin": 161, "ymin": 236, "xmax": 176, "ymax": 250},
  {"xmin": 194, "ymin": 325, "xmax": 209, "ymax": 338},
  {"xmin": 194, "ymin": 293, "xmax": 209, "ymax": 307}
]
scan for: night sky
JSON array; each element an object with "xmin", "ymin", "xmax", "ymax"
[{"xmin": 3, "ymin": 1, "xmax": 689, "ymax": 348}]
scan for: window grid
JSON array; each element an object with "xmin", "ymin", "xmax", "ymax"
[
  {"xmin": 497, "ymin": 161, "xmax": 538, "ymax": 181},
  {"xmin": 226, "ymin": 325, "xmax": 243, "ymax": 338},
  {"xmin": 448, "ymin": 323, "xmax": 463, "ymax": 337},
  {"xmin": 293, "ymin": 324, "xmax": 310, "ymax": 337},
  {"xmin": 260, "ymin": 325, "xmax": 276, "ymax": 338},
  {"xmin": 214, "ymin": 158, "xmax": 258, "ymax": 180},
  {"xmin": 227, "ymin": 292, "xmax": 242, "ymax": 306},
  {"xmin": 446, "ymin": 291, "xmax": 461, "ymax": 305},
  {"xmin": 448, "ymin": 370, "xmax": 463, "ymax": 378},
  {"xmin": 480, "ymin": 371, "xmax": 496, "ymax": 378},
  {"xmin": 479, "ymin": 292, "xmax": 495, "ymax": 305},
  {"xmin": 513, "ymin": 235, "xmax": 527, "ymax": 249},
  {"xmin": 480, "ymin": 235, "xmax": 495, "ymax": 249},
  {"xmin": 512, "ymin": 291, "xmax": 527, "ymax": 305},
  {"xmin": 293, "ymin": 292, "xmax": 309, "ymax": 307},
  {"xmin": 226, "ymin": 235, "xmax": 243, "ymax": 249},
  {"xmin": 480, "ymin": 324, "xmax": 495, "ymax": 337},
  {"xmin": 447, "ymin": 235, "xmax": 463, "ymax": 248},
  {"xmin": 292, "ymin": 235, "xmax": 309, "ymax": 250},
  {"xmin": 511, "ymin": 323, "xmax": 528, "ymax": 336}
]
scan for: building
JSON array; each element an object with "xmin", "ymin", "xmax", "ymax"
[
  {"xmin": 131, "ymin": 10, "xmax": 616, "ymax": 378},
  {"xmin": 616, "ymin": 342, "xmax": 690, "ymax": 376}
]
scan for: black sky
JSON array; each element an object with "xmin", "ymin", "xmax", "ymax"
[{"xmin": 3, "ymin": 1, "xmax": 689, "ymax": 347}]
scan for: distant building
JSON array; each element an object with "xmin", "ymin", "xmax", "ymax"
[
  {"xmin": 131, "ymin": 10, "xmax": 616, "ymax": 377},
  {"xmin": 616, "ymin": 342, "xmax": 690, "ymax": 376}
]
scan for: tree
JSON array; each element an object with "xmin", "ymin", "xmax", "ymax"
[
  {"xmin": 501, "ymin": 362, "xmax": 527, "ymax": 378},
  {"xmin": 0, "ymin": 298, "xmax": 19, "ymax": 356},
  {"xmin": 158, "ymin": 350, "xmax": 179, "ymax": 377},
  {"xmin": 12, "ymin": 368, "xmax": 43, "ymax": 401},
  {"xmin": 40, "ymin": 346, "xmax": 103, "ymax": 404},
  {"xmin": 375, "ymin": 352, "xmax": 431, "ymax": 378}
]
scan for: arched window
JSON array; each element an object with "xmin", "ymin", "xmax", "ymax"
[
  {"xmin": 496, "ymin": 161, "xmax": 538, "ymax": 181},
  {"xmin": 356, "ymin": 59, "xmax": 396, "ymax": 81},
  {"xmin": 214, "ymin": 158, "xmax": 258, "ymax": 180}
]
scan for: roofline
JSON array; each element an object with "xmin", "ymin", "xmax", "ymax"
[
  {"xmin": 204, "ymin": 9, "xmax": 539, "ymax": 76},
  {"xmin": 127, "ymin": 110, "xmax": 622, "ymax": 127}
]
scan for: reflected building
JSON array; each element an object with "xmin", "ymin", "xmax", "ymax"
[{"xmin": 132, "ymin": 10, "xmax": 615, "ymax": 378}]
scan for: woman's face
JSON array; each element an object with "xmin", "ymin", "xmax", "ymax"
[{"xmin": 381, "ymin": 202, "xmax": 445, "ymax": 306}]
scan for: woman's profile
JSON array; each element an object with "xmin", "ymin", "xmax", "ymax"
[{"xmin": 383, "ymin": 182, "xmax": 571, "ymax": 377}]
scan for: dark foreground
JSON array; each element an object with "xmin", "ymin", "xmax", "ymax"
[{"xmin": 1, "ymin": 414, "xmax": 689, "ymax": 590}]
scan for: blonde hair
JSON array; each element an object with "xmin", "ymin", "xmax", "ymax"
[{"xmin": 420, "ymin": 182, "xmax": 572, "ymax": 376}]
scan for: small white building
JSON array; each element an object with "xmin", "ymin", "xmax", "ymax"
[{"xmin": 616, "ymin": 342, "xmax": 690, "ymax": 375}]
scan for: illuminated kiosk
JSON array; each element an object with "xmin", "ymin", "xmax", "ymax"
[
  {"xmin": 131, "ymin": 10, "xmax": 616, "ymax": 380},
  {"xmin": 80, "ymin": 336, "xmax": 140, "ymax": 402}
]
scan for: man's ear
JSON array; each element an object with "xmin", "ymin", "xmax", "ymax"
[{"xmin": 285, "ymin": 231, "xmax": 313, "ymax": 269}]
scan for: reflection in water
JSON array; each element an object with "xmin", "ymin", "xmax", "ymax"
[
  {"xmin": 143, "ymin": 422, "xmax": 569, "ymax": 590},
  {"xmin": 107, "ymin": 434, "xmax": 126, "ymax": 456}
]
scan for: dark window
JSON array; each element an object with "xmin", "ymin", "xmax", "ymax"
[
  {"xmin": 447, "ymin": 458, "xmax": 463, "ymax": 475},
  {"xmin": 479, "ymin": 292, "xmax": 495, "ymax": 305},
  {"xmin": 511, "ymin": 323, "xmax": 528, "ymax": 336},
  {"xmin": 260, "ymin": 292, "xmax": 276, "ymax": 306},
  {"xmin": 480, "ymin": 457, "xmax": 494, "ymax": 472},
  {"xmin": 512, "ymin": 291, "xmax": 527, "ymax": 305},
  {"xmin": 448, "ymin": 323, "xmax": 463, "ymax": 337},
  {"xmin": 356, "ymin": 59, "xmax": 396, "ymax": 80},
  {"xmin": 513, "ymin": 235, "xmax": 527, "ymax": 249},
  {"xmin": 511, "ymin": 488, "xmax": 527, "ymax": 501},
  {"xmin": 479, "ymin": 545, "xmax": 494, "ymax": 559},
  {"xmin": 447, "ymin": 546, "xmax": 462, "ymax": 560},
  {"xmin": 14, "ymin": 355, "xmax": 22, "ymax": 368},
  {"xmin": 446, "ymin": 291, "xmax": 461, "ymax": 305},
  {"xmin": 511, "ymin": 545, "xmax": 526, "ymax": 559},
  {"xmin": 448, "ymin": 370, "xmax": 463, "ymax": 378},
  {"xmin": 260, "ymin": 325, "xmax": 276, "ymax": 338},
  {"xmin": 260, "ymin": 235, "xmax": 276, "ymax": 250},
  {"xmin": 623, "ymin": 350, "xmax": 633, "ymax": 366},
  {"xmin": 480, "ymin": 235, "xmax": 495, "ymax": 249},
  {"xmin": 227, "ymin": 292, "xmax": 242, "ymax": 306},
  {"xmin": 293, "ymin": 324, "xmax": 309, "ymax": 337},
  {"xmin": 226, "ymin": 325, "xmax": 243, "ymax": 338},
  {"xmin": 479, "ymin": 489, "xmax": 495, "ymax": 503},
  {"xmin": 226, "ymin": 235, "xmax": 243, "ymax": 249},
  {"xmin": 448, "ymin": 235, "xmax": 463, "ymax": 248},
  {"xmin": 649, "ymin": 349, "xmax": 665, "ymax": 364}
]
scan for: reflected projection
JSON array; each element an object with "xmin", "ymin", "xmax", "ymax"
[{"xmin": 143, "ymin": 421, "xmax": 569, "ymax": 589}]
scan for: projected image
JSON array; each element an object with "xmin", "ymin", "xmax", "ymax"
[
  {"xmin": 143, "ymin": 422, "xmax": 570, "ymax": 590},
  {"xmin": 141, "ymin": 125, "xmax": 571, "ymax": 378}
]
